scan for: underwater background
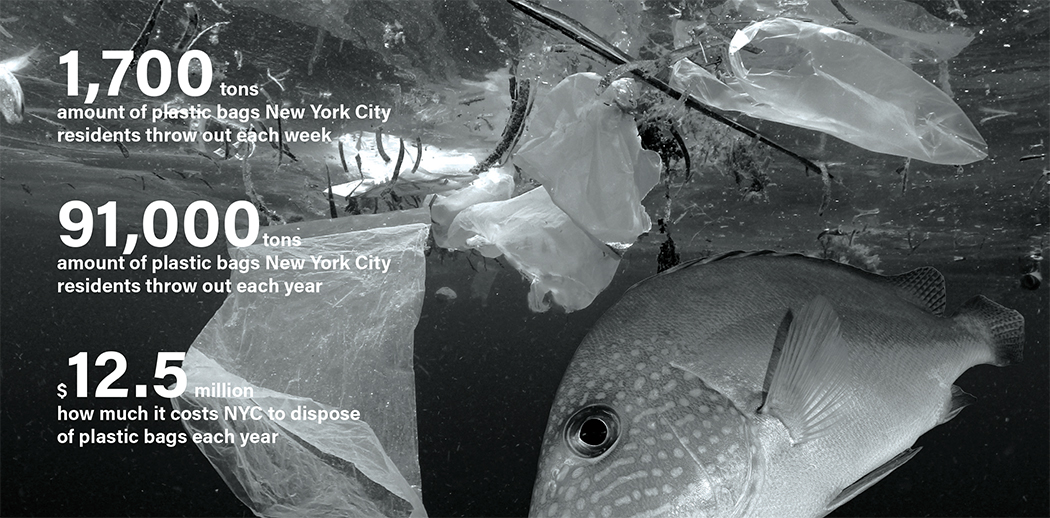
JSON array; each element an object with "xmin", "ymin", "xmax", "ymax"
[{"xmin": 1, "ymin": 0, "xmax": 1047, "ymax": 516}]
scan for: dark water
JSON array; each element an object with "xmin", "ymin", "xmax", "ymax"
[{"xmin": 2, "ymin": 0, "xmax": 1047, "ymax": 517}]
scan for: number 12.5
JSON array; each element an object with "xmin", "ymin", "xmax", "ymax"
[{"xmin": 68, "ymin": 351, "xmax": 187, "ymax": 399}]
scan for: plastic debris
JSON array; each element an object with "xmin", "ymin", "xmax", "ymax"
[
  {"xmin": 514, "ymin": 72, "xmax": 661, "ymax": 244},
  {"xmin": 435, "ymin": 286, "xmax": 458, "ymax": 300},
  {"xmin": 430, "ymin": 167, "xmax": 515, "ymax": 249},
  {"xmin": 445, "ymin": 187, "xmax": 620, "ymax": 312},
  {"xmin": 173, "ymin": 210, "xmax": 430, "ymax": 518},
  {"xmin": 0, "ymin": 48, "xmax": 35, "ymax": 124},
  {"xmin": 732, "ymin": 0, "xmax": 975, "ymax": 64},
  {"xmin": 510, "ymin": 0, "xmax": 822, "ymax": 173},
  {"xmin": 670, "ymin": 18, "xmax": 987, "ymax": 165},
  {"xmin": 429, "ymin": 72, "xmax": 662, "ymax": 312}
]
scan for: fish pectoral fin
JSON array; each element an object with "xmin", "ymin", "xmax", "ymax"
[
  {"xmin": 939, "ymin": 385, "xmax": 976, "ymax": 424},
  {"xmin": 760, "ymin": 295, "xmax": 851, "ymax": 445},
  {"xmin": 825, "ymin": 447, "xmax": 922, "ymax": 512}
]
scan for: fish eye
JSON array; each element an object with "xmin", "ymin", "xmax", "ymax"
[{"xmin": 564, "ymin": 405, "xmax": 619, "ymax": 458}]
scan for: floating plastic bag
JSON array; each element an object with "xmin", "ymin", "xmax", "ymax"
[
  {"xmin": 445, "ymin": 187, "xmax": 620, "ymax": 312},
  {"xmin": 731, "ymin": 0, "xmax": 975, "ymax": 64},
  {"xmin": 514, "ymin": 73, "xmax": 661, "ymax": 244},
  {"xmin": 430, "ymin": 167, "xmax": 515, "ymax": 249},
  {"xmin": 670, "ymin": 18, "xmax": 986, "ymax": 164},
  {"xmin": 173, "ymin": 210, "xmax": 430, "ymax": 518}
]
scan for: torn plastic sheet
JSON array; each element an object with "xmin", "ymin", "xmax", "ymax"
[
  {"xmin": 670, "ymin": 18, "xmax": 986, "ymax": 165},
  {"xmin": 445, "ymin": 187, "xmax": 620, "ymax": 312},
  {"xmin": 731, "ymin": 0, "xmax": 975, "ymax": 64},
  {"xmin": 173, "ymin": 210, "xmax": 430, "ymax": 518},
  {"xmin": 430, "ymin": 167, "xmax": 515, "ymax": 250},
  {"xmin": 514, "ymin": 73, "xmax": 661, "ymax": 244}
]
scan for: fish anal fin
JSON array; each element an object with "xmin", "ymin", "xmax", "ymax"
[
  {"xmin": 940, "ymin": 385, "xmax": 976, "ymax": 425},
  {"xmin": 887, "ymin": 266, "xmax": 946, "ymax": 315},
  {"xmin": 953, "ymin": 295, "xmax": 1025, "ymax": 366},
  {"xmin": 825, "ymin": 447, "xmax": 922, "ymax": 512},
  {"xmin": 760, "ymin": 296, "xmax": 852, "ymax": 445}
]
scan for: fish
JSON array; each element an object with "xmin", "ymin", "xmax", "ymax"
[{"xmin": 531, "ymin": 251, "xmax": 1024, "ymax": 518}]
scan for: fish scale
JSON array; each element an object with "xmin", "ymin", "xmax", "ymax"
[{"xmin": 531, "ymin": 251, "xmax": 1024, "ymax": 518}]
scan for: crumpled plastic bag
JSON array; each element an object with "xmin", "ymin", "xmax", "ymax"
[
  {"xmin": 172, "ymin": 210, "xmax": 430, "ymax": 518},
  {"xmin": 430, "ymin": 167, "xmax": 515, "ymax": 249},
  {"xmin": 445, "ymin": 187, "xmax": 620, "ymax": 312},
  {"xmin": 731, "ymin": 0, "xmax": 975, "ymax": 64},
  {"xmin": 514, "ymin": 73, "xmax": 661, "ymax": 244},
  {"xmin": 670, "ymin": 18, "xmax": 986, "ymax": 165}
]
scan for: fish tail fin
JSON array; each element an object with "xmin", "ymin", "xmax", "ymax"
[{"xmin": 953, "ymin": 295, "xmax": 1024, "ymax": 366}]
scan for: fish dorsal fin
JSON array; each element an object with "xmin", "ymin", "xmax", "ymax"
[
  {"xmin": 760, "ymin": 296, "xmax": 851, "ymax": 445},
  {"xmin": 825, "ymin": 447, "xmax": 922, "ymax": 512},
  {"xmin": 939, "ymin": 385, "xmax": 977, "ymax": 424},
  {"xmin": 886, "ymin": 266, "xmax": 946, "ymax": 315}
]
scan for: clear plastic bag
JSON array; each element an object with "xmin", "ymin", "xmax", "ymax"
[
  {"xmin": 173, "ymin": 210, "xmax": 430, "ymax": 517},
  {"xmin": 445, "ymin": 187, "xmax": 621, "ymax": 312},
  {"xmin": 671, "ymin": 18, "xmax": 986, "ymax": 165},
  {"xmin": 514, "ymin": 73, "xmax": 661, "ymax": 244},
  {"xmin": 732, "ymin": 0, "xmax": 975, "ymax": 64},
  {"xmin": 430, "ymin": 167, "xmax": 515, "ymax": 250}
]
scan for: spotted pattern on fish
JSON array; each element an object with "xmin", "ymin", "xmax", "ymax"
[{"xmin": 534, "ymin": 335, "xmax": 760, "ymax": 518}]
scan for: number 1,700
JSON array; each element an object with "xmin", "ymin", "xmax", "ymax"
[{"xmin": 59, "ymin": 49, "xmax": 212, "ymax": 104}]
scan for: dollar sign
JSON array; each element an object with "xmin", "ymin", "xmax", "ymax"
[{"xmin": 56, "ymin": 383, "xmax": 67, "ymax": 399}]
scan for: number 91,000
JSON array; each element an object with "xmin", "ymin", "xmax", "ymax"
[{"xmin": 59, "ymin": 200, "xmax": 260, "ymax": 251}]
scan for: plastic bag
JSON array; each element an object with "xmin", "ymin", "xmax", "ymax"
[
  {"xmin": 430, "ymin": 167, "xmax": 515, "ymax": 249},
  {"xmin": 731, "ymin": 0, "xmax": 974, "ymax": 64},
  {"xmin": 670, "ymin": 18, "xmax": 986, "ymax": 165},
  {"xmin": 173, "ymin": 210, "xmax": 430, "ymax": 518},
  {"xmin": 514, "ymin": 73, "xmax": 661, "ymax": 244},
  {"xmin": 445, "ymin": 187, "xmax": 620, "ymax": 312}
]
